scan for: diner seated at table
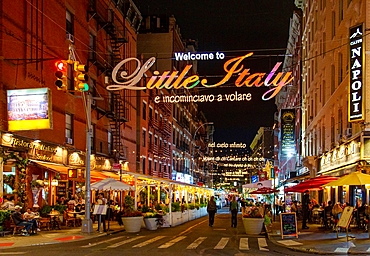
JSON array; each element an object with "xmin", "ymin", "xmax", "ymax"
[
  {"xmin": 323, "ymin": 201, "xmax": 333, "ymax": 229},
  {"xmin": 24, "ymin": 208, "xmax": 40, "ymax": 233},
  {"xmin": 11, "ymin": 205, "xmax": 33, "ymax": 236}
]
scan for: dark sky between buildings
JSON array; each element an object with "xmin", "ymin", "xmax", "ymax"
[{"xmin": 135, "ymin": 0, "xmax": 296, "ymax": 147}]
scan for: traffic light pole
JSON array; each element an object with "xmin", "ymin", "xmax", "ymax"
[{"xmin": 81, "ymin": 93, "xmax": 93, "ymax": 233}]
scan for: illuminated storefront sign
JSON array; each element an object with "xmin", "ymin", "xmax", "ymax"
[
  {"xmin": 106, "ymin": 53, "xmax": 294, "ymax": 101},
  {"xmin": 203, "ymin": 156, "xmax": 265, "ymax": 162},
  {"xmin": 208, "ymin": 142, "xmax": 247, "ymax": 148},
  {"xmin": 281, "ymin": 109, "xmax": 296, "ymax": 156},
  {"xmin": 7, "ymin": 88, "xmax": 52, "ymax": 131},
  {"xmin": 349, "ymin": 24, "xmax": 364, "ymax": 122}
]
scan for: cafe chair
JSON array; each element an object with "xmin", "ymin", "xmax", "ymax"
[
  {"xmin": 38, "ymin": 217, "xmax": 50, "ymax": 231},
  {"xmin": 63, "ymin": 210, "xmax": 77, "ymax": 227}
]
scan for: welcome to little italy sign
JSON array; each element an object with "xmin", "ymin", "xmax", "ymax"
[{"xmin": 106, "ymin": 52, "xmax": 293, "ymax": 103}]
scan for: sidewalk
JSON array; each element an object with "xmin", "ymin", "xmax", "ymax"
[
  {"xmin": 267, "ymin": 215, "xmax": 370, "ymax": 254},
  {"xmin": 0, "ymin": 221, "xmax": 124, "ymax": 249}
]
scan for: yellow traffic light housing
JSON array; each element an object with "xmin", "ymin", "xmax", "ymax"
[
  {"xmin": 54, "ymin": 60, "xmax": 68, "ymax": 90},
  {"xmin": 74, "ymin": 61, "xmax": 89, "ymax": 91}
]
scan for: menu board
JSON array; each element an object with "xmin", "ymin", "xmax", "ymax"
[
  {"xmin": 337, "ymin": 206, "xmax": 354, "ymax": 228},
  {"xmin": 280, "ymin": 212, "xmax": 298, "ymax": 239}
]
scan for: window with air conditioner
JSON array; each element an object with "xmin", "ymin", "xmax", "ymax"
[{"xmin": 65, "ymin": 113, "xmax": 73, "ymax": 144}]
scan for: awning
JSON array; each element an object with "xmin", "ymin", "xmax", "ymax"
[
  {"xmin": 29, "ymin": 160, "xmax": 109, "ymax": 182},
  {"xmin": 284, "ymin": 175, "xmax": 338, "ymax": 193}
]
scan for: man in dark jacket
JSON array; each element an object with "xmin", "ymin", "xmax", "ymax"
[
  {"xmin": 302, "ymin": 190, "xmax": 310, "ymax": 229},
  {"xmin": 207, "ymin": 196, "xmax": 217, "ymax": 227}
]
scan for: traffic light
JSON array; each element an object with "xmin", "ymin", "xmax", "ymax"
[
  {"xmin": 54, "ymin": 60, "xmax": 68, "ymax": 90},
  {"xmin": 74, "ymin": 61, "xmax": 89, "ymax": 91}
]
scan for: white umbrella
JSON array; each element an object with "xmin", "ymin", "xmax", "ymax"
[{"xmin": 91, "ymin": 178, "xmax": 134, "ymax": 191}]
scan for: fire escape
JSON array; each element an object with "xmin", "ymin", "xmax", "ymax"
[{"xmin": 88, "ymin": 0, "xmax": 135, "ymax": 160}]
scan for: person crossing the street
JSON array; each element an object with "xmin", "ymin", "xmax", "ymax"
[
  {"xmin": 207, "ymin": 196, "xmax": 217, "ymax": 227},
  {"xmin": 230, "ymin": 196, "xmax": 238, "ymax": 228}
]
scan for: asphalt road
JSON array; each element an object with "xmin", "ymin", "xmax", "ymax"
[{"xmin": 0, "ymin": 207, "xmax": 332, "ymax": 256}]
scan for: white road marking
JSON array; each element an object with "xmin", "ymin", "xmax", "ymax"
[
  {"xmin": 214, "ymin": 237, "xmax": 229, "ymax": 249},
  {"xmin": 81, "ymin": 236, "xmax": 122, "ymax": 247},
  {"xmin": 258, "ymin": 237, "xmax": 269, "ymax": 251},
  {"xmin": 334, "ymin": 248, "xmax": 349, "ymax": 253},
  {"xmin": 107, "ymin": 236, "xmax": 145, "ymax": 248},
  {"xmin": 158, "ymin": 236, "xmax": 186, "ymax": 248},
  {"xmin": 186, "ymin": 237, "xmax": 207, "ymax": 249},
  {"xmin": 239, "ymin": 238, "xmax": 249, "ymax": 250},
  {"xmin": 277, "ymin": 240, "xmax": 302, "ymax": 246},
  {"xmin": 132, "ymin": 236, "xmax": 166, "ymax": 248},
  {"xmin": 366, "ymin": 247, "xmax": 370, "ymax": 252}
]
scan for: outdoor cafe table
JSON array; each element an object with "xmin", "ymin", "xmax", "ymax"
[
  {"xmin": 48, "ymin": 212, "xmax": 61, "ymax": 230},
  {"xmin": 68, "ymin": 211, "xmax": 85, "ymax": 227}
]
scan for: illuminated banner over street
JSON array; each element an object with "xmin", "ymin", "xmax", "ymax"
[
  {"xmin": 281, "ymin": 109, "xmax": 296, "ymax": 156},
  {"xmin": 7, "ymin": 88, "xmax": 52, "ymax": 131},
  {"xmin": 107, "ymin": 53, "xmax": 294, "ymax": 101},
  {"xmin": 349, "ymin": 24, "xmax": 364, "ymax": 122}
]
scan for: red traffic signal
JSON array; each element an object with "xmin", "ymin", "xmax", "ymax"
[{"xmin": 54, "ymin": 60, "xmax": 68, "ymax": 90}]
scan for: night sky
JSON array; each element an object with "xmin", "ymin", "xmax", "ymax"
[{"xmin": 135, "ymin": 0, "xmax": 295, "ymax": 146}]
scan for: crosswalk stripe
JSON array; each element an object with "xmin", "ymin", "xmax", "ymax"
[
  {"xmin": 107, "ymin": 236, "xmax": 145, "ymax": 248},
  {"xmin": 258, "ymin": 238, "xmax": 269, "ymax": 251},
  {"xmin": 366, "ymin": 247, "xmax": 370, "ymax": 253},
  {"xmin": 158, "ymin": 236, "xmax": 186, "ymax": 248},
  {"xmin": 239, "ymin": 238, "xmax": 249, "ymax": 250},
  {"xmin": 133, "ymin": 236, "xmax": 166, "ymax": 248},
  {"xmin": 186, "ymin": 237, "xmax": 207, "ymax": 249},
  {"xmin": 214, "ymin": 237, "xmax": 229, "ymax": 249},
  {"xmin": 81, "ymin": 236, "xmax": 122, "ymax": 248},
  {"xmin": 334, "ymin": 248, "xmax": 349, "ymax": 253}
]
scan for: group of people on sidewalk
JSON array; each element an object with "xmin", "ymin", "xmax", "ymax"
[
  {"xmin": 11, "ymin": 206, "xmax": 40, "ymax": 236},
  {"xmin": 206, "ymin": 195, "xmax": 272, "ymax": 230}
]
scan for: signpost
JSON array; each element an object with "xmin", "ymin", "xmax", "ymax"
[{"xmin": 280, "ymin": 212, "xmax": 298, "ymax": 239}]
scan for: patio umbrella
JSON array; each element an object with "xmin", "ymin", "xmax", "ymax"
[
  {"xmin": 250, "ymin": 187, "xmax": 279, "ymax": 194},
  {"xmin": 285, "ymin": 176, "xmax": 338, "ymax": 193},
  {"xmin": 91, "ymin": 178, "xmax": 134, "ymax": 191},
  {"xmin": 324, "ymin": 171, "xmax": 370, "ymax": 187}
]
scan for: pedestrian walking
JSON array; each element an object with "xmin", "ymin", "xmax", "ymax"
[
  {"xmin": 95, "ymin": 193, "xmax": 107, "ymax": 232},
  {"xmin": 302, "ymin": 190, "xmax": 310, "ymax": 229},
  {"xmin": 207, "ymin": 196, "xmax": 217, "ymax": 227},
  {"xmin": 230, "ymin": 196, "xmax": 238, "ymax": 227}
]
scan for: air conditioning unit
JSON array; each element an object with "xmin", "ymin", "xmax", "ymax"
[
  {"xmin": 66, "ymin": 137, "xmax": 73, "ymax": 144},
  {"xmin": 345, "ymin": 128, "xmax": 352, "ymax": 137},
  {"xmin": 92, "ymin": 99, "xmax": 96, "ymax": 106},
  {"xmin": 66, "ymin": 33, "xmax": 74, "ymax": 43}
]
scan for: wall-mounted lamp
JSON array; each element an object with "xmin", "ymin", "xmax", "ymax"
[{"xmin": 51, "ymin": 179, "xmax": 59, "ymax": 186}]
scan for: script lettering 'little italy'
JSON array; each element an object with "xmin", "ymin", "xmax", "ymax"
[{"xmin": 106, "ymin": 52, "xmax": 294, "ymax": 101}]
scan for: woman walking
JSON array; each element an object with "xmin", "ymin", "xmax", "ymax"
[
  {"xmin": 207, "ymin": 196, "xmax": 217, "ymax": 227},
  {"xmin": 230, "ymin": 196, "xmax": 238, "ymax": 227}
]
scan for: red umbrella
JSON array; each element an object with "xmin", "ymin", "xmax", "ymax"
[
  {"xmin": 250, "ymin": 187, "xmax": 279, "ymax": 194},
  {"xmin": 284, "ymin": 175, "xmax": 338, "ymax": 193}
]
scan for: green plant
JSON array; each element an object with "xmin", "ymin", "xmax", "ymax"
[
  {"xmin": 0, "ymin": 210, "xmax": 11, "ymax": 224},
  {"xmin": 144, "ymin": 212, "xmax": 162, "ymax": 218},
  {"xmin": 188, "ymin": 203, "xmax": 195, "ymax": 210},
  {"xmin": 40, "ymin": 205, "xmax": 52, "ymax": 217},
  {"xmin": 243, "ymin": 207, "xmax": 263, "ymax": 218},
  {"xmin": 54, "ymin": 204, "xmax": 67, "ymax": 213},
  {"xmin": 195, "ymin": 203, "xmax": 200, "ymax": 210},
  {"xmin": 122, "ymin": 195, "xmax": 142, "ymax": 217},
  {"xmin": 171, "ymin": 202, "xmax": 181, "ymax": 212}
]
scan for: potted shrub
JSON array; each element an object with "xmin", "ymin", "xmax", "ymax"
[
  {"xmin": 171, "ymin": 202, "xmax": 182, "ymax": 226},
  {"xmin": 0, "ymin": 210, "xmax": 11, "ymax": 232},
  {"xmin": 242, "ymin": 207, "xmax": 264, "ymax": 234},
  {"xmin": 143, "ymin": 212, "xmax": 162, "ymax": 230},
  {"xmin": 188, "ymin": 203, "xmax": 197, "ymax": 220},
  {"xmin": 121, "ymin": 195, "xmax": 143, "ymax": 233}
]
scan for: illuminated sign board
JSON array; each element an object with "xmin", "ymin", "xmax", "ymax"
[
  {"xmin": 7, "ymin": 88, "xmax": 52, "ymax": 131},
  {"xmin": 349, "ymin": 24, "xmax": 364, "ymax": 122},
  {"xmin": 106, "ymin": 53, "xmax": 294, "ymax": 101},
  {"xmin": 281, "ymin": 109, "xmax": 296, "ymax": 156}
]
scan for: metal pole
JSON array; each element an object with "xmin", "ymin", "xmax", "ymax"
[{"xmin": 82, "ymin": 93, "xmax": 93, "ymax": 233}]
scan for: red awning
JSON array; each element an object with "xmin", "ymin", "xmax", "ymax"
[{"xmin": 284, "ymin": 175, "xmax": 338, "ymax": 193}]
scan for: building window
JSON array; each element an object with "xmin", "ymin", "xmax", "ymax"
[
  {"xmin": 338, "ymin": 52, "xmax": 343, "ymax": 84},
  {"xmin": 142, "ymin": 101, "xmax": 147, "ymax": 120},
  {"xmin": 142, "ymin": 157, "xmax": 146, "ymax": 174},
  {"xmin": 66, "ymin": 10, "xmax": 74, "ymax": 36},
  {"xmin": 108, "ymin": 131, "xmax": 112, "ymax": 155},
  {"xmin": 149, "ymin": 133, "xmax": 152, "ymax": 146},
  {"xmin": 89, "ymin": 33, "xmax": 96, "ymax": 60},
  {"xmin": 149, "ymin": 106, "xmax": 153, "ymax": 120},
  {"xmin": 338, "ymin": 109, "xmax": 343, "ymax": 136},
  {"xmin": 339, "ymin": 0, "xmax": 343, "ymax": 21},
  {"xmin": 65, "ymin": 113, "xmax": 73, "ymax": 144},
  {"xmin": 142, "ymin": 129, "xmax": 146, "ymax": 147},
  {"xmin": 331, "ymin": 65, "xmax": 335, "ymax": 94},
  {"xmin": 331, "ymin": 11, "xmax": 336, "ymax": 38},
  {"xmin": 331, "ymin": 117, "xmax": 335, "ymax": 147},
  {"xmin": 148, "ymin": 159, "xmax": 152, "ymax": 174}
]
